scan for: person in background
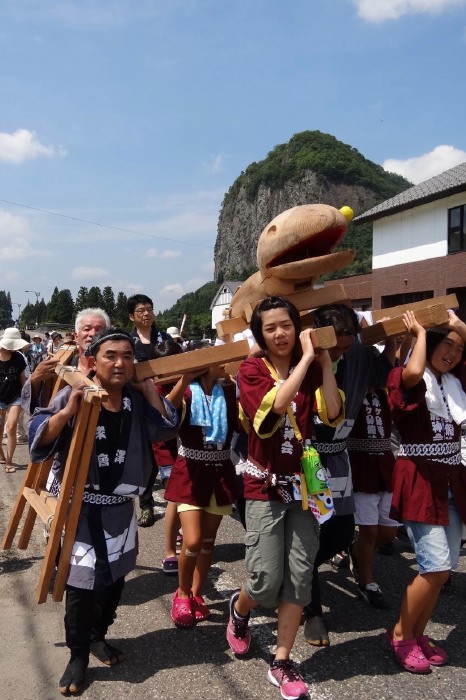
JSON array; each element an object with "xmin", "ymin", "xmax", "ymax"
[
  {"xmin": 29, "ymin": 334, "xmax": 47, "ymax": 371},
  {"xmin": 127, "ymin": 294, "xmax": 172, "ymax": 527},
  {"xmin": 48, "ymin": 332, "xmax": 63, "ymax": 354},
  {"xmin": 167, "ymin": 326, "xmax": 184, "ymax": 347},
  {"xmin": 148, "ymin": 339, "xmax": 184, "ymax": 576},
  {"xmin": 0, "ymin": 328, "xmax": 29, "ymax": 472},
  {"xmin": 346, "ymin": 386, "xmax": 399, "ymax": 608},
  {"xmin": 29, "ymin": 328, "xmax": 178, "ymax": 695},
  {"xmin": 302, "ymin": 303, "xmax": 396, "ymax": 647},
  {"xmin": 22, "ymin": 308, "xmax": 110, "ymax": 416}
]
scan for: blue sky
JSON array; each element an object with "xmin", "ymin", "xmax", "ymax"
[{"xmin": 1, "ymin": 0, "xmax": 466, "ymax": 319}]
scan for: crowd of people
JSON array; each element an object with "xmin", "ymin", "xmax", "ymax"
[{"xmin": 2, "ymin": 293, "xmax": 466, "ymax": 699}]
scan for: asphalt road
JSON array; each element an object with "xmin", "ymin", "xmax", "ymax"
[{"xmin": 1, "ymin": 442, "xmax": 466, "ymax": 700}]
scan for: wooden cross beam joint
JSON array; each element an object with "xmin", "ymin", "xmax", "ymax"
[
  {"xmin": 360, "ymin": 303, "xmax": 450, "ymax": 346},
  {"xmin": 54, "ymin": 363, "xmax": 108, "ymax": 402}
]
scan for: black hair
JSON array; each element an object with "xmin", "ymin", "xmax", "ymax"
[
  {"xmin": 184, "ymin": 340, "xmax": 208, "ymax": 352},
  {"xmin": 250, "ymin": 296, "xmax": 302, "ymax": 357},
  {"xmin": 313, "ymin": 303, "xmax": 360, "ymax": 337},
  {"xmin": 127, "ymin": 294, "xmax": 154, "ymax": 315},
  {"xmin": 153, "ymin": 339, "xmax": 184, "ymax": 358},
  {"xmin": 86, "ymin": 327, "xmax": 135, "ymax": 357}
]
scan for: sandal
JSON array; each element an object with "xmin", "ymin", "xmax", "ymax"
[
  {"xmin": 90, "ymin": 639, "xmax": 124, "ymax": 666},
  {"xmin": 4, "ymin": 465, "xmax": 16, "ymax": 473},
  {"xmin": 171, "ymin": 590, "xmax": 195, "ymax": 628},
  {"xmin": 417, "ymin": 635, "xmax": 448, "ymax": 666},
  {"xmin": 192, "ymin": 594, "xmax": 210, "ymax": 622},
  {"xmin": 162, "ymin": 556, "xmax": 178, "ymax": 575},
  {"xmin": 385, "ymin": 629, "xmax": 430, "ymax": 674}
]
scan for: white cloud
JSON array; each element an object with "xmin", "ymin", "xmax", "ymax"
[
  {"xmin": 354, "ymin": 0, "xmax": 466, "ymax": 23},
  {"xmin": 203, "ymin": 153, "xmax": 224, "ymax": 174},
  {"xmin": 0, "ymin": 210, "xmax": 39, "ymax": 259},
  {"xmin": 0, "ymin": 129, "xmax": 66, "ymax": 164},
  {"xmin": 159, "ymin": 283, "xmax": 184, "ymax": 297},
  {"xmin": 71, "ymin": 266, "xmax": 108, "ymax": 280},
  {"xmin": 144, "ymin": 248, "xmax": 182, "ymax": 259},
  {"xmin": 383, "ymin": 145, "xmax": 466, "ymax": 184}
]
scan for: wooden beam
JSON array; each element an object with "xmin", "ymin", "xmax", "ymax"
[
  {"xmin": 360, "ymin": 303, "xmax": 449, "ymax": 345},
  {"xmin": 243, "ymin": 285, "xmax": 348, "ymax": 322},
  {"xmin": 215, "ymin": 315, "xmax": 249, "ymax": 340},
  {"xmin": 371, "ymin": 294, "xmax": 459, "ymax": 323},
  {"xmin": 134, "ymin": 340, "xmax": 251, "ymax": 381}
]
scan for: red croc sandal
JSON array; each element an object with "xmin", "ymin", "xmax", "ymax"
[
  {"xmin": 417, "ymin": 635, "xmax": 448, "ymax": 666},
  {"xmin": 385, "ymin": 629, "xmax": 431, "ymax": 674},
  {"xmin": 192, "ymin": 595, "xmax": 210, "ymax": 622},
  {"xmin": 171, "ymin": 591, "xmax": 195, "ymax": 628}
]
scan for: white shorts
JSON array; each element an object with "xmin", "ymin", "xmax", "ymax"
[{"xmin": 354, "ymin": 491, "xmax": 401, "ymax": 527}]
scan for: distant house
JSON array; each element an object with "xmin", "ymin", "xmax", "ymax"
[
  {"xmin": 324, "ymin": 161, "xmax": 466, "ymax": 317},
  {"xmin": 210, "ymin": 281, "xmax": 242, "ymax": 329}
]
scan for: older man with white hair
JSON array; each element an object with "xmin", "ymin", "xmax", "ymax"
[{"xmin": 22, "ymin": 308, "xmax": 110, "ymax": 415}]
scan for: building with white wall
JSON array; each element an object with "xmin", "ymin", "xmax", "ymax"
[{"xmin": 324, "ymin": 162, "xmax": 466, "ymax": 317}]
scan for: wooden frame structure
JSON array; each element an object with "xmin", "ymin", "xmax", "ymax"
[{"xmin": 1, "ymin": 360, "xmax": 107, "ymax": 604}]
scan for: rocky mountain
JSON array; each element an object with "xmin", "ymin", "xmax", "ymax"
[{"xmin": 214, "ymin": 131, "xmax": 411, "ymax": 282}]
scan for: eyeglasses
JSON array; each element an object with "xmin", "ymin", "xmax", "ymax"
[{"xmin": 134, "ymin": 306, "xmax": 154, "ymax": 315}]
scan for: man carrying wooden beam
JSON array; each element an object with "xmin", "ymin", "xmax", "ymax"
[
  {"xmin": 22, "ymin": 307, "xmax": 111, "ymax": 415},
  {"xmin": 28, "ymin": 328, "xmax": 178, "ymax": 696}
]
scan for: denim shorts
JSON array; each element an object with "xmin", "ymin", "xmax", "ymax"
[
  {"xmin": 0, "ymin": 396, "xmax": 22, "ymax": 410},
  {"xmin": 404, "ymin": 497, "xmax": 463, "ymax": 574}
]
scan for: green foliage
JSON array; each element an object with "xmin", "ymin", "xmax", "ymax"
[
  {"xmin": 158, "ymin": 281, "xmax": 218, "ymax": 339},
  {"xmin": 0, "ymin": 291, "xmax": 13, "ymax": 328},
  {"xmin": 223, "ymin": 130, "xmax": 411, "ymax": 206},
  {"xmin": 74, "ymin": 286, "xmax": 89, "ymax": 314},
  {"xmin": 114, "ymin": 292, "xmax": 129, "ymax": 328},
  {"xmin": 86, "ymin": 286, "xmax": 104, "ymax": 309},
  {"xmin": 322, "ymin": 221, "xmax": 374, "ymax": 281},
  {"xmin": 102, "ymin": 286, "xmax": 116, "ymax": 319}
]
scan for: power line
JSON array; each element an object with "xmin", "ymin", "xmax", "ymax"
[{"xmin": 0, "ymin": 197, "xmax": 209, "ymax": 249}]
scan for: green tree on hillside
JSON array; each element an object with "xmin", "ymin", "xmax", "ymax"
[
  {"xmin": 0, "ymin": 290, "xmax": 13, "ymax": 327},
  {"xmin": 114, "ymin": 292, "xmax": 129, "ymax": 327},
  {"xmin": 74, "ymin": 286, "xmax": 89, "ymax": 313},
  {"xmin": 55, "ymin": 289, "xmax": 74, "ymax": 324},
  {"xmin": 87, "ymin": 286, "xmax": 104, "ymax": 309},
  {"xmin": 102, "ymin": 286, "xmax": 116, "ymax": 321}
]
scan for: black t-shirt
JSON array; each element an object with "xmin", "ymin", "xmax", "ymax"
[{"xmin": 0, "ymin": 351, "xmax": 27, "ymax": 404}]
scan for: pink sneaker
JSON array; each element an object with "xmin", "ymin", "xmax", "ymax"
[
  {"xmin": 385, "ymin": 629, "xmax": 430, "ymax": 674},
  {"xmin": 171, "ymin": 591, "xmax": 194, "ymax": 628},
  {"xmin": 226, "ymin": 591, "xmax": 251, "ymax": 656},
  {"xmin": 417, "ymin": 635, "xmax": 448, "ymax": 666},
  {"xmin": 267, "ymin": 659, "xmax": 309, "ymax": 699},
  {"xmin": 192, "ymin": 595, "xmax": 210, "ymax": 622}
]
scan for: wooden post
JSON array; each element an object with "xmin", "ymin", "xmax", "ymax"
[{"xmin": 1, "ymin": 364, "xmax": 107, "ymax": 604}]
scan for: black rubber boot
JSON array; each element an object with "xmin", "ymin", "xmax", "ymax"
[{"xmin": 58, "ymin": 654, "xmax": 89, "ymax": 695}]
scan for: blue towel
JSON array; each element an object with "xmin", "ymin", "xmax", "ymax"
[{"xmin": 190, "ymin": 381, "xmax": 227, "ymax": 445}]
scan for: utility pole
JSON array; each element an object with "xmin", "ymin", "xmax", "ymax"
[{"xmin": 25, "ymin": 290, "xmax": 41, "ymax": 328}]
